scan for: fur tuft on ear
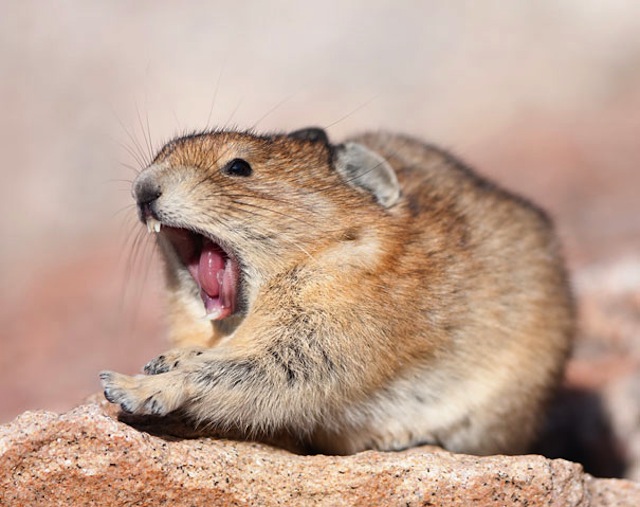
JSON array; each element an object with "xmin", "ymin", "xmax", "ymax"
[
  {"xmin": 334, "ymin": 142, "xmax": 400, "ymax": 208},
  {"xmin": 288, "ymin": 127, "xmax": 329, "ymax": 145}
]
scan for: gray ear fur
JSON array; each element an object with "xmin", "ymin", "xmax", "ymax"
[{"xmin": 334, "ymin": 142, "xmax": 400, "ymax": 208}]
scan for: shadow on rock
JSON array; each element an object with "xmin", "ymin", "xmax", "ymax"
[
  {"xmin": 115, "ymin": 385, "xmax": 629, "ymax": 477},
  {"xmin": 534, "ymin": 386, "xmax": 627, "ymax": 478},
  {"xmin": 117, "ymin": 410, "xmax": 307, "ymax": 453}
]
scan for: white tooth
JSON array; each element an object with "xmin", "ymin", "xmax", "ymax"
[
  {"xmin": 146, "ymin": 217, "xmax": 161, "ymax": 234},
  {"xmin": 202, "ymin": 308, "xmax": 222, "ymax": 321}
]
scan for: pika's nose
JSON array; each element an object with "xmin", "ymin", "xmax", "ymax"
[{"xmin": 132, "ymin": 176, "xmax": 162, "ymax": 221}]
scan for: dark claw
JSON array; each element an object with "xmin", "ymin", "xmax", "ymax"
[
  {"xmin": 103, "ymin": 389, "xmax": 117, "ymax": 404},
  {"xmin": 147, "ymin": 398, "xmax": 162, "ymax": 415},
  {"xmin": 144, "ymin": 355, "xmax": 168, "ymax": 375},
  {"xmin": 100, "ymin": 372, "xmax": 118, "ymax": 403}
]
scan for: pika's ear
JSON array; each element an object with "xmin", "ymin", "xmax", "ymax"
[
  {"xmin": 334, "ymin": 142, "xmax": 400, "ymax": 208},
  {"xmin": 288, "ymin": 127, "xmax": 329, "ymax": 145}
]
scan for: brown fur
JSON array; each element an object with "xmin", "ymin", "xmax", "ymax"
[{"xmin": 100, "ymin": 128, "xmax": 573, "ymax": 455}]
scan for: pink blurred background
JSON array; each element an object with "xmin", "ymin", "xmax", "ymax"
[{"xmin": 1, "ymin": 1, "xmax": 640, "ymax": 430}]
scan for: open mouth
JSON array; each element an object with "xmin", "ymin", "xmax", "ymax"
[{"xmin": 158, "ymin": 224, "xmax": 239, "ymax": 321}]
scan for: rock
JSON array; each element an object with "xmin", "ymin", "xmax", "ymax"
[
  {"xmin": 1, "ymin": 402, "xmax": 639, "ymax": 507},
  {"xmin": 570, "ymin": 258, "xmax": 640, "ymax": 481}
]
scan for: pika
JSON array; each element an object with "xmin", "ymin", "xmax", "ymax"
[{"xmin": 100, "ymin": 127, "xmax": 573, "ymax": 455}]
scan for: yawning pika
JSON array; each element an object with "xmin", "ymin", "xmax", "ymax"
[{"xmin": 100, "ymin": 127, "xmax": 573, "ymax": 455}]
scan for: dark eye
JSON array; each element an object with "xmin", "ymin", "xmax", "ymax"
[{"xmin": 222, "ymin": 158, "xmax": 253, "ymax": 177}]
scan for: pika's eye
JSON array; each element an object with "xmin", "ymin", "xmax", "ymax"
[{"xmin": 222, "ymin": 158, "xmax": 253, "ymax": 177}]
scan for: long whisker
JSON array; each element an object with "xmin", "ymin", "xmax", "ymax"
[
  {"xmin": 186, "ymin": 143, "xmax": 238, "ymax": 189},
  {"xmin": 223, "ymin": 99, "xmax": 243, "ymax": 130},
  {"xmin": 215, "ymin": 197, "xmax": 315, "ymax": 227},
  {"xmin": 127, "ymin": 226, "xmax": 148, "ymax": 285},
  {"xmin": 203, "ymin": 188, "xmax": 311, "ymax": 211},
  {"xmin": 205, "ymin": 67, "xmax": 225, "ymax": 130},
  {"xmin": 135, "ymin": 102, "xmax": 153, "ymax": 167},
  {"xmin": 110, "ymin": 108, "xmax": 147, "ymax": 172},
  {"xmin": 268, "ymin": 233, "xmax": 316, "ymax": 261},
  {"xmin": 323, "ymin": 95, "xmax": 378, "ymax": 130},
  {"xmin": 118, "ymin": 221, "xmax": 158, "ymax": 341},
  {"xmin": 250, "ymin": 93, "xmax": 296, "ymax": 131},
  {"xmin": 117, "ymin": 140, "xmax": 147, "ymax": 173},
  {"xmin": 105, "ymin": 178, "xmax": 134, "ymax": 185},
  {"xmin": 111, "ymin": 203, "xmax": 137, "ymax": 220},
  {"xmin": 199, "ymin": 208, "xmax": 316, "ymax": 262},
  {"xmin": 119, "ymin": 162, "xmax": 141, "ymax": 176},
  {"xmin": 131, "ymin": 230, "xmax": 158, "ymax": 323},
  {"xmin": 171, "ymin": 108, "xmax": 183, "ymax": 135},
  {"xmin": 145, "ymin": 105, "xmax": 154, "ymax": 164},
  {"xmin": 116, "ymin": 214, "xmax": 140, "ymax": 265},
  {"xmin": 116, "ymin": 223, "xmax": 146, "ymax": 329}
]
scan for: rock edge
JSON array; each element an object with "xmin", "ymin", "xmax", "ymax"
[{"xmin": 1, "ymin": 402, "xmax": 639, "ymax": 507}]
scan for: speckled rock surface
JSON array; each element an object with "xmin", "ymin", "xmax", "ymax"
[{"xmin": 1, "ymin": 402, "xmax": 639, "ymax": 507}]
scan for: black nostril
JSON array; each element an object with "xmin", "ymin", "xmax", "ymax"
[
  {"xmin": 135, "ymin": 182, "xmax": 162, "ymax": 206},
  {"xmin": 134, "ymin": 180, "xmax": 162, "ymax": 221},
  {"xmin": 139, "ymin": 201, "xmax": 156, "ymax": 221}
]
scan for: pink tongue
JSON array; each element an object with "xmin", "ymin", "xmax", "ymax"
[{"xmin": 198, "ymin": 240, "xmax": 226, "ymax": 297}]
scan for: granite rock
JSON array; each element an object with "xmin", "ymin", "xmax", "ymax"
[{"xmin": 1, "ymin": 402, "xmax": 639, "ymax": 507}]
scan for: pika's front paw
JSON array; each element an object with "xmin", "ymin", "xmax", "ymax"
[
  {"xmin": 99, "ymin": 370, "xmax": 185, "ymax": 416},
  {"xmin": 143, "ymin": 347, "xmax": 206, "ymax": 375}
]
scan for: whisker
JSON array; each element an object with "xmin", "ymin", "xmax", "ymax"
[
  {"xmin": 105, "ymin": 178, "xmax": 134, "ymax": 185},
  {"xmin": 205, "ymin": 67, "xmax": 225, "ymax": 130},
  {"xmin": 117, "ymin": 215, "xmax": 142, "ymax": 269},
  {"xmin": 218, "ymin": 197, "xmax": 315, "ymax": 227},
  {"xmin": 119, "ymin": 162, "xmax": 141, "ymax": 175},
  {"xmin": 250, "ymin": 93, "xmax": 296, "ymax": 131},
  {"xmin": 127, "ymin": 226, "xmax": 148, "ymax": 284},
  {"xmin": 111, "ymin": 203, "xmax": 137, "ymax": 220},
  {"xmin": 171, "ymin": 108, "xmax": 183, "ymax": 134},
  {"xmin": 223, "ymin": 99, "xmax": 243, "ymax": 130},
  {"xmin": 135, "ymin": 102, "xmax": 153, "ymax": 167},
  {"xmin": 118, "ymin": 222, "xmax": 157, "ymax": 342},
  {"xmin": 209, "ymin": 190, "xmax": 313, "ymax": 214},
  {"xmin": 116, "ymin": 224, "xmax": 145, "ymax": 327},
  {"xmin": 186, "ymin": 144, "xmax": 237, "ymax": 189},
  {"xmin": 199, "ymin": 208, "xmax": 316, "ymax": 262},
  {"xmin": 110, "ymin": 108, "xmax": 148, "ymax": 172},
  {"xmin": 145, "ymin": 106, "xmax": 154, "ymax": 164},
  {"xmin": 118, "ymin": 140, "xmax": 147, "ymax": 173},
  {"xmin": 322, "ymin": 95, "xmax": 378, "ymax": 130},
  {"xmin": 270, "ymin": 234, "xmax": 316, "ymax": 261},
  {"xmin": 131, "ymin": 230, "xmax": 158, "ymax": 324}
]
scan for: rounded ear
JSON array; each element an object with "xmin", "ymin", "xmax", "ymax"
[
  {"xmin": 288, "ymin": 127, "xmax": 329, "ymax": 145},
  {"xmin": 334, "ymin": 142, "xmax": 400, "ymax": 208}
]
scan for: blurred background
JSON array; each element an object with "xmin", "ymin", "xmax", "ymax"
[{"xmin": 1, "ymin": 0, "xmax": 640, "ymax": 478}]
